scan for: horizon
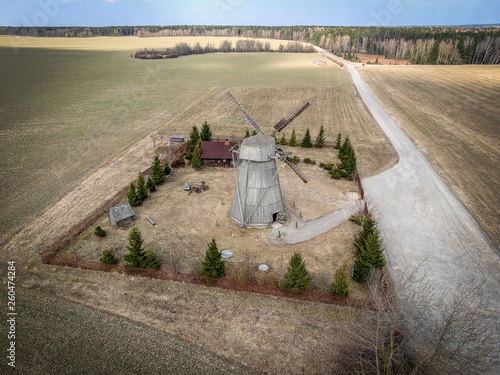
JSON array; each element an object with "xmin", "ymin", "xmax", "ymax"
[{"xmin": 2, "ymin": 1, "xmax": 499, "ymax": 29}]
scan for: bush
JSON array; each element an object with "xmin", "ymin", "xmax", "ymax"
[
  {"xmin": 100, "ymin": 249, "xmax": 117, "ymax": 264},
  {"xmin": 171, "ymin": 158, "xmax": 186, "ymax": 168},
  {"xmin": 303, "ymin": 157, "xmax": 315, "ymax": 165},
  {"xmin": 94, "ymin": 226, "xmax": 106, "ymax": 238},
  {"xmin": 321, "ymin": 162, "xmax": 335, "ymax": 171},
  {"xmin": 291, "ymin": 155, "xmax": 299, "ymax": 164}
]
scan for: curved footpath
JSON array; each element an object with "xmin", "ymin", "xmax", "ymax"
[{"xmin": 317, "ymin": 47, "xmax": 500, "ymax": 367}]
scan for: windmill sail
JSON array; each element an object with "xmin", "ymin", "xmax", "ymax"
[
  {"xmin": 274, "ymin": 101, "xmax": 310, "ymax": 132},
  {"xmin": 226, "ymin": 92, "xmax": 265, "ymax": 135}
]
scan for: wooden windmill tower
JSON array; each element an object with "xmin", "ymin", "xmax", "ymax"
[{"xmin": 227, "ymin": 92, "xmax": 309, "ymax": 228}]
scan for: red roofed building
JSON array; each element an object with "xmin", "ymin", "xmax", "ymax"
[{"xmin": 201, "ymin": 140, "xmax": 238, "ymax": 167}]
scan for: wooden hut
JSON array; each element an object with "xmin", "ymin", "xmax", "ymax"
[
  {"xmin": 201, "ymin": 139, "xmax": 238, "ymax": 167},
  {"xmin": 108, "ymin": 203, "xmax": 135, "ymax": 227}
]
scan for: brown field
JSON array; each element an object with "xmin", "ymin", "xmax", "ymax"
[
  {"xmin": 359, "ymin": 65, "xmax": 500, "ymax": 249},
  {"xmin": 0, "ymin": 37, "xmax": 396, "ymax": 375}
]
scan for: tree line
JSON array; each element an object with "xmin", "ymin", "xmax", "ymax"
[
  {"xmin": 3, "ymin": 25, "xmax": 498, "ymax": 64},
  {"xmin": 131, "ymin": 40, "xmax": 314, "ymax": 59}
]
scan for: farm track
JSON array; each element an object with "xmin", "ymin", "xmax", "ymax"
[{"xmin": 317, "ymin": 48, "xmax": 500, "ymax": 371}]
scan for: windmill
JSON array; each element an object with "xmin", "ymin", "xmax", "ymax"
[{"xmin": 227, "ymin": 92, "xmax": 309, "ymax": 228}]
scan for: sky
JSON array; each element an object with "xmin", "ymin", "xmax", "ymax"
[{"xmin": 1, "ymin": 0, "xmax": 499, "ymax": 27}]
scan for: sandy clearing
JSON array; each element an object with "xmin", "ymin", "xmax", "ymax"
[{"xmin": 316, "ymin": 47, "xmax": 500, "ymax": 372}]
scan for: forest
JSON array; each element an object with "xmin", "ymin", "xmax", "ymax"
[
  {"xmin": 1, "ymin": 25, "xmax": 499, "ymax": 64},
  {"xmin": 131, "ymin": 40, "xmax": 314, "ymax": 59}
]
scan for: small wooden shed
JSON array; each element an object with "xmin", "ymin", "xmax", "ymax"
[{"xmin": 108, "ymin": 203, "xmax": 135, "ymax": 227}]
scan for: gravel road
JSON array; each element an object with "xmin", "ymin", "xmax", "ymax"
[{"xmin": 317, "ymin": 47, "xmax": 500, "ymax": 370}]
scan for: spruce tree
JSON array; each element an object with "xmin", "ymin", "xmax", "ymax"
[
  {"xmin": 251, "ymin": 130, "xmax": 257, "ymax": 136},
  {"xmin": 151, "ymin": 153, "xmax": 164, "ymax": 186},
  {"xmin": 188, "ymin": 125, "xmax": 200, "ymax": 153},
  {"xmin": 202, "ymin": 238, "xmax": 225, "ymax": 277},
  {"xmin": 314, "ymin": 125, "xmax": 326, "ymax": 148},
  {"xmin": 354, "ymin": 217, "xmax": 377, "ymax": 255},
  {"xmin": 353, "ymin": 218, "xmax": 385, "ymax": 283},
  {"xmin": 127, "ymin": 183, "xmax": 141, "ymax": 207},
  {"xmin": 338, "ymin": 136, "xmax": 352, "ymax": 165},
  {"xmin": 191, "ymin": 139, "xmax": 203, "ymax": 169},
  {"xmin": 279, "ymin": 133, "xmax": 287, "ymax": 145},
  {"xmin": 100, "ymin": 249, "xmax": 118, "ymax": 265},
  {"xmin": 334, "ymin": 132, "xmax": 342, "ymax": 149},
  {"xmin": 200, "ymin": 120, "xmax": 212, "ymax": 141},
  {"xmin": 343, "ymin": 146, "xmax": 357, "ymax": 178},
  {"xmin": 124, "ymin": 228, "xmax": 147, "ymax": 268},
  {"xmin": 332, "ymin": 262, "xmax": 349, "ymax": 297},
  {"xmin": 244, "ymin": 129, "xmax": 250, "ymax": 138},
  {"xmin": 279, "ymin": 252, "xmax": 311, "ymax": 290},
  {"xmin": 144, "ymin": 250, "xmax": 160, "ymax": 270},
  {"xmin": 301, "ymin": 128, "xmax": 313, "ymax": 148},
  {"xmin": 163, "ymin": 164, "xmax": 171, "ymax": 176},
  {"xmin": 136, "ymin": 173, "xmax": 148, "ymax": 202},
  {"xmin": 289, "ymin": 129, "xmax": 297, "ymax": 146},
  {"xmin": 146, "ymin": 178, "xmax": 156, "ymax": 193}
]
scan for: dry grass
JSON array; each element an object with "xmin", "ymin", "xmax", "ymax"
[
  {"xmin": 0, "ymin": 42, "xmax": 395, "ymax": 242},
  {"xmin": 58, "ymin": 161, "xmax": 367, "ymax": 299},
  {"xmin": 0, "ymin": 38, "xmax": 394, "ymax": 374},
  {"xmin": 359, "ymin": 65, "xmax": 500, "ymax": 249}
]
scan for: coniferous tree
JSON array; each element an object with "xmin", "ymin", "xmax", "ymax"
[
  {"xmin": 144, "ymin": 250, "xmax": 160, "ymax": 269},
  {"xmin": 279, "ymin": 133, "xmax": 287, "ymax": 145},
  {"xmin": 251, "ymin": 130, "xmax": 257, "ymax": 136},
  {"xmin": 124, "ymin": 228, "xmax": 147, "ymax": 268},
  {"xmin": 100, "ymin": 249, "xmax": 118, "ymax": 264},
  {"xmin": 332, "ymin": 262, "xmax": 349, "ymax": 297},
  {"xmin": 136, "ymin": 173, "xmax": 148, "ymax": 202},
  {"xmin": 188, "ymin": 125, "xmax": 200, "ymax": 153},
  {"xmin": 244, "ymin": 129, "xmax": 250, "ymax": 138},
  {"xmin": 279, "ymin": 252, "xmax": 311, "ymax": 290},
  {"xmin": 191, "ymin": 139, "xmax": 203, "ymax": 169},
  {"xmin": 163, "ymin": 164, "xmax": 171, "ymax": 176},
  {"xmin": 151, "ymin": 153, "xmax": 164, "ymax": 186},
  {"xmin": 301, "ymin": 128, "xmax": 313, "ymax": 148},
  {"xmin": 200, "ymin": 120, "xmax": 212, "ymax": 141},
  {"xmin": 354, "ymin": 217, "xmax": 377, "ymax": 255},
  {"xmin": 343, "ymin": 146, "xmax": 357, "ymax": 178},
  {"xmin": 289, "ymin": 129, "xmax": 297, "ymax": 146},
  {"xmin": 202, "ymin": 238, "xmax": 225, "ymax": 277},
  {"xmin": 315, "ymin": 125, "xmax": 326, "ymax": 148},
  {"xmin": 94, "ymin": 226, "xmax": 106, "ymax": 238},
  {"xmin": 127, "ymin": 183, "xmax": 141, "ymax": 207},
  {"xmin": 353, "ymin": 218, "xmax": 385, "ymax": 282},
  {"xmin": 338, "ymin": 136, "xmax": 351, "ymax": 164},
  {"xmin": 146, "ymin": 178, "xmax": 156, "ymax": 193},
  {"xmin": 335, "ymin": 132, "xmax": 342, "ymax": 149}
]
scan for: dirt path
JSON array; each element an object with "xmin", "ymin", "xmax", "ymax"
[{"xmin": 317, "ymin": 47, "xmax": 500, "ymax": 368}]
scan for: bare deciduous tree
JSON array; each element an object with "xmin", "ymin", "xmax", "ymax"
[{"xmin": 339, "ymin": 267, "xmax": 499, "ymax": 374}]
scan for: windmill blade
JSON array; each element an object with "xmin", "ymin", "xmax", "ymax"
[
  {"xmin": 274, "ymin": 101, "xmax": 310, "ymax": 132},
  {"xmin": 284, "ymin": 158, "xmax": 308, "ymax": 183},
  {"xmin": 277, "ymin": 148, "xmax": 308, "ymax": 183},
  {"xmin": 226, "ymin": 92, "xmax": 265, "ymax": 135}
]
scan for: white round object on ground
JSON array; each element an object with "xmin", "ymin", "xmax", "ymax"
[
  {"xmin": 221, "ymin": 250, "xmax": 233, "ymax": 259},
  {"xmin": 258, "ymin": 264, "xmax": 269, "ymax": 271}
]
